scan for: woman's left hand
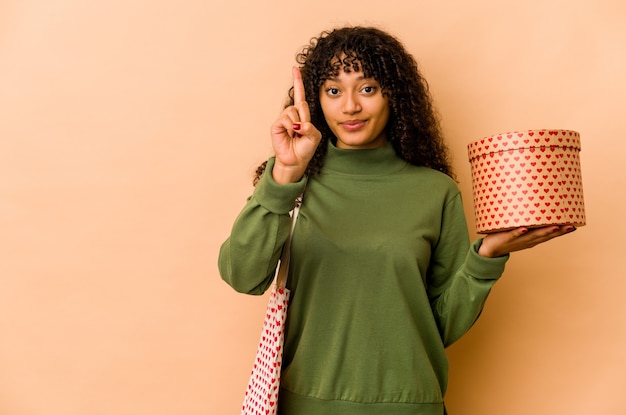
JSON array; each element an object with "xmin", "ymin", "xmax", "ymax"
[{"xmin": 478, "ymin": 225, "xmax": 577, "ymax": 258}]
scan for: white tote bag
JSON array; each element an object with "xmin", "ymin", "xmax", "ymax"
[{"xmin": 240, "ymin": 205, "xmax": 300, "ymax": 415}]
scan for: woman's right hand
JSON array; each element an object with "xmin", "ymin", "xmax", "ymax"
[{"xmin": 270, "ymin": 66, "xmax": 322, "ymax": 184}]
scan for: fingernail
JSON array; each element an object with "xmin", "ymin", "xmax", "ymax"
[
  {"xmin": 519, "ymin": 228, "xmax": 528, "ymax": 234},
  {"xmin": 567, "ymin": 226, "xmax": 577, "ymax": 233},
  {"xmin": 293, "ymin": 123, "xmax": 301, "ymax": 131}
]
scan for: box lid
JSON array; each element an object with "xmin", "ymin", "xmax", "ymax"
[{"xmin": 468, "ymin": 129, "xmax": 581, "ymax": 161}]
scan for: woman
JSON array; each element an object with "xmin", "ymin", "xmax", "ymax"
[{"xmin": 219, "ymin": 26, "xmax": 574, "ymax": 415}]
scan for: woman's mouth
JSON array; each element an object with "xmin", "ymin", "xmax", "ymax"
[{"xmin": 340, "ymin": 120, "xmax": 366, "ymax": 132}]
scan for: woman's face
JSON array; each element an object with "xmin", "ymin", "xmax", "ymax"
[{"xmin": 319, "ymin": 68, "xmax": 390, "ymax": 150}]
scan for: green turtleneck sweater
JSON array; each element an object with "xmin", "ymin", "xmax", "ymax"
[{"xmin": 219, "ymin": 142, "xmax": 508, "ymax": 415}]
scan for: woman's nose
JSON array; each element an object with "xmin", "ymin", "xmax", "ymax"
[{"xmin": 342, "ymin": 93, "xmax": 361, "ymax": 114}]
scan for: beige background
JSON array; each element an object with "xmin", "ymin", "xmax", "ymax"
[{"xmin": 1, "ymin": 0, "xmax": 624, "ymax": 414}]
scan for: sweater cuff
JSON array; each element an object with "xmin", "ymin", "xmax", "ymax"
[
  {"xmin": 465, "ymin": 238, "xmax": 509, "ymax": 280},
  {"xmin": 253, "ymin": 157, "xmax": 307, "ymax": 214}
]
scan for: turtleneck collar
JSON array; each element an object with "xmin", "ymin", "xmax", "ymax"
[{"xmin": 321, "ymin": 140, "xmax": 408, "ymax": 176}]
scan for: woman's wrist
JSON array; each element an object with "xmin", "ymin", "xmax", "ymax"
[
  {"xmin": 272, "ymin": 162, "xmax": 305, "ymax": 185},
  {"xmin": 477, "ymin": 243, "xmax": 501, "ymax": 258}
]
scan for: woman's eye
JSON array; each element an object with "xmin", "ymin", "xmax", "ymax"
[
  {"xmin": 362, "ymin": 86, "xmax": 376, "ymax": 94},
  {"xmin": 326, "ymin": 87, "xmax": 340, "ymax": 96}
]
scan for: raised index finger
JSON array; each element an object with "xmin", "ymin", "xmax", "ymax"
[{"xmin": 292, "ymin": 66, "xmax": 306, "ymax": 104}]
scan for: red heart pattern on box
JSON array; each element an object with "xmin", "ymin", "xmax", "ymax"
[
  {"xmin": 468, "ymin": 129, "xmax": 586, "ymax": 233},
  {"xmin": 241, "ymin": 285, "xmax": 290, "ymax": 415}
]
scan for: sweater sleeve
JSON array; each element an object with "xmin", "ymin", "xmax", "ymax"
[
  {"xmin": 426, "ymin": 192, "xmax": 509, "ymax": 347},
  {"xmin": 218, "ymin": 158, "xmax": 307, "ymax": 295}
]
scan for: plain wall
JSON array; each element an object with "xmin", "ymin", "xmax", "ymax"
[{"xmin": 1, "ymin": 0, "xmax": 624, "ymax": 414}]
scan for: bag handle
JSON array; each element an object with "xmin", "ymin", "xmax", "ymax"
[{"xmin": 275, "ymin": 202, "xmax": 300, "ymax": 289}]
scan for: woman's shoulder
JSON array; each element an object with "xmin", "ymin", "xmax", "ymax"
[{"xmin": 402, "ymin": 164, "xmax": 460, "ymax": 190}]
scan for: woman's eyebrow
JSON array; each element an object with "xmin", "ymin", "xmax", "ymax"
[{"xmin": 324, "ymin": 75, "xmax": 369, "ymax": 82}]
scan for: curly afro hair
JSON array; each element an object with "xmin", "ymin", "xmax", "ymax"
[{"xmin": 254, "ymin": 26, "xmax": 454, "ymax": 185}]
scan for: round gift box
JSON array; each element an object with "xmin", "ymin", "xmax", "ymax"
[{"xmin": 468, "ymin": 129, "xmax": 586, "ymax": 233}]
